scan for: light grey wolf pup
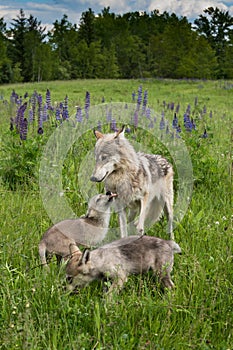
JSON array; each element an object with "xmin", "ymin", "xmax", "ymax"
[
  {"xmin": 38, "ymin": 192, "xmax": 117, "ymax": 267},
  {"xmin": 90, "ymin": 126, "xmax": 174, "ymax": 239},
  {"xmin": 66, "ymin": 235, "xmax": 181, "ymax": 293}
]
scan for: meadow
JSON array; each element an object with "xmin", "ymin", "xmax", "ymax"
[{"xmin": 0, "ymin": 79, "xmax": 232, "ymax": 349}]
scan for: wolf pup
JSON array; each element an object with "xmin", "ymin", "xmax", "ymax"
[
  {"xmin": 66, "ymin": 235, "xmax": 181, "ymax": 293},
  {"xmin": 90, "ymin": 126, "xmax": 174, "ymax": 239},
  {"xmin": 38, "ymin": 192, "xmax": 117, "ymax": 266}
]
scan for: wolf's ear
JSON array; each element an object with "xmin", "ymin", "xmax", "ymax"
[
  {"xmin": 94, "ymin": 129, "xmax": 104, "ymax": 139},
  {"xmin": 69, "ymin": 243, "xmax": 81, "ymax": 255},
  {"xmin": 114, "ymin": 125, "xmax": 125, "ymax": 139},
  {"xmin": 82, "ymin": 249, "xmax": 90, "ymax": 264}
]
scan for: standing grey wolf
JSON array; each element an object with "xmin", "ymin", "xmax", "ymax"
[
  {"xmin": 90, "ymin": 126, "xmax": 174, "ymax": 239},
  {"xmin": 66, "ymin": 235, "xmax": 181, "ymax": 293},
  {"xmin": 38, "ymin": 192, "xmax": 117, "ymax": 267}
]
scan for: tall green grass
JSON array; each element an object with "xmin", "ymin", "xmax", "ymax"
[{"xmin": 0, "ymin": 79, "xmax": 232, "ymax": 349}]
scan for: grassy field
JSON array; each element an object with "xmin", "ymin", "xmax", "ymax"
[{"xmin": 0, "ymin": 79, "xmax": 232, "ymax": 349}]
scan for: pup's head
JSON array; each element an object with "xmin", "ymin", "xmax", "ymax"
[
  {"xmin": 86, "ymin": 192, "xmax": 117, "ymax": 218},
  {"xmin": 90, "ymin": 126, "xmax": 125, "ymax": 182},
  {"xmin": 66, "ymin": 245, "xmax": 93, "ymax": 290}
]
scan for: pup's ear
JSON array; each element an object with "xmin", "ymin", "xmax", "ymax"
[
  {"xmin": 114, "ymin": 125, "xmax": 125, "ymax": 139},
  {"xmin": 94, "ymin": 129, "xmax": 104, "ymax": 139},
  {"xmin": 69, "ymin": 243, "xmax": 81, "ymax": 255},
  {"xmin": 82, "ymin": 249, "xmax": 90, "ymax": 264}
]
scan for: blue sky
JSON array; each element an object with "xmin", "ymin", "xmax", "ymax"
[{"xmin": 1, "ymin": 0, "xmax": 233, "ymax": 31}]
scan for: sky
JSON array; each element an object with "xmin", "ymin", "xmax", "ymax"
[{"xmin": 1, "ymin": 0, "xmax": 233, "ymax": 32}]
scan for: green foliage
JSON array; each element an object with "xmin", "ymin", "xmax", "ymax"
[
  {"xmin": 0, "ymin": 79, "xmax": 232, "ymax": 348},
  {"xmin": 1, "ymin": 7, "xmax": 233, "ymax": 81}
]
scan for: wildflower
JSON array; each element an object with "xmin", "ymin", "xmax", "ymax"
[
  {"xmin": 38, "ymin": 94, "xmax": 43, "ymax": 131},
  {"xmin": 24, "ymin": 92, "xmax": 28, "ymax": 99},
  {"xmin": 97, "ymin": 120, "xmax": 102, "ymax": 131},
  {"xmin": 55, "ymin": 106, "xmax": 61, "ymax": 121},
  {"xmin": 10, "ymin": 117, "xmax": 14, "ymax": 131},
  {"xmin": 172, "ymin": 113, "xmax": 178, "ymax": 129},
  {"xmin": 62, "ymin": 95, "xmax": 69, "ymax": 120},
  {"xmin": 142, "ymin": 90, "xmax": 148, "ymax": 112},
  {"xmin": 106, "ymin": 108, "xmax": 112, "ymax": 123},
  {"xmin": 16, "ymin": 102, "xmax": 27, "ymax": 134},
  {"xmin": 110, "ymin": 119, "xmax": 117, "ymax": 131},
  {"xmin": 209, "ymin": 110, "xmax": 212, "ymax": 118},
  {"xmin": 159, "ymin": 115, "xmax": 165, "ymax": 130},
  {"xmin": 166, "ymin": 125, "xmax": 169, "ymax": 134},
  {"xmin": 38, "ymin": 127, "xmax": 44, "ymax": 135},
  {"xmin": 203, "ymin": 105, "xmax": 207, "ymax": 114},
  {"xmin": 146, "ymin": 107, "xmax": 151, "ymax": 119},
  {"xmin": 31, "ymin": 91, "xmax": 37, "ymax": 121},
  {"xmin": 132, "ymin": 91, "xmax": 136, "ymax": 102},
  {"xmin": 46, "ymin": 89, "xmax": 52, "ymax": 110},
  {"xmin": 85, "ymin": 91, "xmax": 90, "ymax": 118},
  {"xmin": 20, "ymin": 118, "xmax": 28, "ymax": 140},
  {"xmin": 175, "ymin": 103, "xmax": 180, "ymax": 114},
  {"xmin": 136, "ymin": 85, "xmax": 142, "ymax": 110},
  {"xmin": 176, "ymin": 124, "xmax": 181, "ymax": 133},
  {"xmin": 75, "ymin": 106, "xmax": 82, "ymax": 122}
]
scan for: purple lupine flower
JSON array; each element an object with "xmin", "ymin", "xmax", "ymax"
[
  {"xmin": 10, "ymin": 90, "xmax": 18, "ymax": 104},
  {"xmin": 38, "ymin": 127, "xmax": 44, "ymax": 135},
  {"xmin": 16, "ymin": 102, "xmax": 27, "ymax": 133},
  {"xmin": 106, "ymin": 108, "xmax": 112, "ymax": 123},
  {"xmin": 134, "ymin": 110, "xmax": 138, "ymax": 128},
  {"xmin": 175, "ymin": 103, "xmax": 180, "ymax": 114},
  {"xmin": 76, "ymin": 106, "xmax": 82, "ymax": 122},
  {"xmin": 170, "ymin": 102, "xmax": 175, "ymax": 111},
  {"xmin": 166, "ymin": 125, "xmax": 169, "ymax": 134},
  {"xmin": 30, "ymin": 91, "xmax": 37, "ymax": 122},
  {"xmin": 172, "ymin": 113, "xmax": 178, "ymax": 129},
  {"xmin": 20, "ymin": 118, "xmax": 28, "ymax": 140},
  {"xmin": 29, "ymin": 108, "xmax": 33, "ymax": 123},
  {"xmin": 203, "ymin": 105, "xmax": 207, "ymax": 114},
  {"xmin": 55, "ymin": 105, "xmax": 61, "ymax": 121},
  {"xmin": 24, "ymin": 92, "xmax": 28, "ymax": 99},
  {"xmin": 191, "ymin": 117, "xmax": 196, "ymax": 130},
  {"xmin": 142, "ymin": 90, "xmax": 148, "ymax": 112},
  {"xmin": 146, "ymin": 107, "xmax": 151, "ymax": 119},
  {"xmin": 97, "ymin": 120, "xmax": 102, "ymax": 131},
  {"xmin": 132, "ymin": 91, "xmax": 136, "ymax": 102},
  {"xmin": 160, "ymin": 116, "xmax": 165, "ymax": 130},
  {"xmin": 176, "ymin": 124, "xmax": 181, "ymax": 133},
  {"xmin": 46, "ymin": 89, "xmax": 52, "ymax": 110},
  {"xmin": 62, "ymin": 95, "xmax": 69, "ymax": 120},
  {"xmin": 43, "ymin": 103, "xmax": 48, "ymax": 122},
  {"xmin": 184, "ymin": 115, "xmax": 192, "ymax": 132},
  {"xmin": 209, "ymin": 110, "xmax": 212, "ymax": 118},
  {"xmin": 125, "ymin": 126, "xmax": 131, "ymax": 133},
  {"xmin": 110, "ymin": 119, "xmax": 117, "ymax": 131},
  {"xmin": 85, "ymin": 91, "xmax": 90, "ymax": 119},
  {"xmin": 186, "ymin": 104, "xmax": 191, "ymax": 115},
  {"xmin": 148, "ymin": 120, "xmax": 154, "ymax": 129},
  {"xmin": 37, "ymin": 94, "xmax": 43, "ymax": 133},
  {"xmin": 136, "ymin": 85, "xmax": 142, "ymax": 110}
]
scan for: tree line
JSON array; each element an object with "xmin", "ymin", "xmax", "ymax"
[{"xmin": 1, "ymin": 6, "xmax": 233, "ymax": 83}]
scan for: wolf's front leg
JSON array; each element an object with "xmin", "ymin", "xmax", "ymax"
[
  {"xmin": 118, "ymin": 210, "xmax": 128, "ymax": 237},
  {"xmin": 136, "ymin": 193, "xmax": 149, "ymax": 235}
]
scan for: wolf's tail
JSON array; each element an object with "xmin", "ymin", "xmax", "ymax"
[{"xmin": 169, "ymin": 241, "xmax": 182, "ymax": 254}]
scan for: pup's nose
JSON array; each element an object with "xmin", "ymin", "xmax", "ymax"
[{"xmin": 90, "ymin": 175, "xmax": 98, "ymax": 182}]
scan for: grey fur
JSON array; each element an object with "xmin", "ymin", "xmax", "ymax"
[
  {"xmin": 90, "ymin": 127, "xmax": 174, "ymax": 239},
  {"xmin": 66, "ymin": 235, "xmax": 181, "ymax": 293},
  {"xmin": 38, "ymin": 193, "xmax": 116, "ymax": 266}
]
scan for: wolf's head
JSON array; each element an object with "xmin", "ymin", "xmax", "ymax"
[
  {"xmin": 66, "ymin": 245, "xmax": 94, "ymax": 290},
  {"xmin": 90, "ymin": 126, "xmax": 138, "ymax": 183},
  {"xmin": 85, "ymin": 192, "xmax": 117, "ymax": 219}
]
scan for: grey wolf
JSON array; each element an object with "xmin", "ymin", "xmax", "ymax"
[
  {"xmin": 90, "ymin": 126, "xmax": 174, "ymax": 239},
  {"xmin": 66, "ymin": 235, "xmax": 181, "ymax": 293},
  {"xmin": 38, "ymin": 192, "xmax": 117, "ymax": 266}
]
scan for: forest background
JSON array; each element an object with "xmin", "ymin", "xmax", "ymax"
[{"xmin": 1, "ymin": 6, "xmax": 233, "ymax": 83}]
